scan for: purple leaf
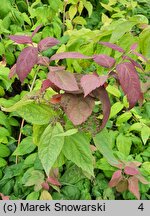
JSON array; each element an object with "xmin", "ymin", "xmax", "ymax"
[
  {"xmin": 49, "ymin": 66, "xmax": 66, "ymax": 72},
  {"xmin": 123, "ymin": 55, "xmax": 144, "ymax": 71},
  {"xmin": 116, "ymin": 62, "xmax": 141, "ymax": 109},
  {"xmin": 50, "ymin": 52, "xmax": 92, "ymax": 61},
  {"xmin": 109, "ymin": 170, "xmax": 122, "ymax": 187},
  {"xmin": 108, "ymin": 71, "xmax": 119, "ymax": 80},
  {"xmin": 48, "ymin": 70, "xmax": 79, "ymax": 92},
  {"xmin": 132, "ymin": 50, "xmax": 147, "ymax": 62},
  {"xmin": 41, "ymin": 79, "xmax": 60, "ymax": 92},
  {"xmin": 92, "ymin": 86, "xmax": 111, "ymax": 129},
  {"xmin": 9, "ymin": 64, "xmax": 16, "ymax": 79},
  {"xmin": 16, "ymin": 47, "xmax": 38, "ymax": 82},
  {"xmin": 31, "ymin": 24, "xmax": 42, "ymax": 38},
  {"xmin": 93, "ymin": 54, "xmax": 116, "ymax": 68},
  {"xmin": 9, "ymin": 35, "xmax": 32, "ymax": 44},
  {"xmin": 80, "ymin": 74, "xmax": 108, "ymax": 97},
  {"xmin": 124, "ymin": 166, "xmax": 139, "ymax": 176},
  {"xmin": 37, "ymin": 56, "xmax": 50, "ymax": 66},
  {"xmin": 38, "ymin": 37, "xmax": 60, "ymax": 52},
  {"xmin": 60, "ymin": 93, "xmax": 95, "ymax": 125},
  {"xmin": 99, "ymin": 41, "xmax": 125, "ymax": 53},
  {"xmin": 128, "ymin": 176, "xmax": 140, "ymax": 200},
  {"xmin": 130, "ymin": 43, "xmax": 138, "ymax": 51}
]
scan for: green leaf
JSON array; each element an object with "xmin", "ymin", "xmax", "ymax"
[
  {"xmin": 0, "ymin": 42, "xmax": 5, "ymax": 56},
  {"xmin": 17, "ymin": 103, "xmax": 56, "ymax": 125},
  {"xmin": 62, "ymin": 133, "xmax": 94, "ymax": 176},
  {"xmin": 0, "ymin": 157, "xmax": 7, "ymax": 167},
  {"xmin": 53, "ymin": 152, "xmax": 66, "ymax": 168},
  {"xmin": 142, "ymin": 162, "xmax": 150, "ymax": 175},
  {"xmin": 140, "ymin": 28, "xmax": 150, "ymax": 58},
  {"xmin": 73, "ymin": 16, "xmax": 87, "ymax": 25},
  {"xmin": 60, "ymin": 164, "xmax": 85, "ymax": 184},
  {"xmin": 33, "ymin": 124, "xmax": 47, "ymax": 146},
  {"xmin": 2, "ymin": 97, "xmax": 33, "ymax": 112},
  {"xmin": 0, "ymin": 144, "xmax": 10, "ymax": 157},
  {"xmin": 84, "ymin": 1, "xmax": 93, "ymax": 17},
  {"xmin": 129, "ymin": 122, "xmax": 143, "ymax": 132},
  {"xmin": 22, "ymin": 168, "xmax": 44, "ymax": 191},
  {"xmin": 22, "ymin": 13, "xmax": 31, "ymax": 26},
  {"xmin": 106, "ymin": 85, "xmax": 121, "ymax": 98},
  {"xmin": 96, "ymin": 158, "xmax": 116, "ymax": 171},
  {"xmin": 116, "ymin": 133, "xmax": 132, "ymax": 156},
  {"xmin": 0, "ymin": 66, "xmax": 12, "ymax": 90},
  {"xmin": 40, "ymin": 190, "xmax": 52, "ymax": 200},
  {"xmin": 3, "ymin": 99, "xmax": 57, "ymax": 125},
  {"xmin": 38, "ymin": 123, "xmax": 64, "ymax": 175},
  {"xmin": 24, "ymin": 153, "xmax": 37, "ymax": 167},
  {"xmin": 13, "ymin": 137, "xmax": 36, "ymax": 156},
  {"xmin": 0, "ymin": 162, "xmax": 24, "ymax": 185},
  {"xmin": 110, "ymin": 102, "xmax": 124, "ymax": 118},
  {"xmin": 141, "ymin": 125, "xmax": 150, "ymax": 145},
  {"xmin": 2, "ymin": 93, "xmax": 57, "ymax": 125},
  {"xmin": 101, "ymin": 3, "xmax": 113, "ymax": 11},
  {"xmin": 78, "ymin": 1, "xmax": 84, "ymax": 15},
  {"xmin": 26, "ymin": 191, "xmax": 39, "ymax": 200},
  {"xmin": 110, "ymin": 21, "xmax": 137, "ymax": 43},
  {"xmin": 93, "ymin": 129, "xmax": 119, "ymax": 166},
  {"xmin": 116, "ymin": 112, "xmax": 132, "ymax": 125},
  {"xmin": 54, "ymin": 128, "xmax": 78, "ymax": 137},
  {"xmin": 0, "ymin": 127, "xmax": 10, "ymax": 137},
  {"xmin": 69, "ymin": 5, "xmax": 77, "ymax": 20}
]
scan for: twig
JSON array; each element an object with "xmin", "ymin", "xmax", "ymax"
[{"xmin": 16, "ymin": 70, "xmax": 38, "ymax": 164}]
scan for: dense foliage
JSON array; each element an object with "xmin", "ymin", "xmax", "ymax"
[{"xmin": 0, "ymin": 0, "xmax": 149, "ymax": 200}]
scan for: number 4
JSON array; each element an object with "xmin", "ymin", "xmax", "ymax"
[{"xmin": 138, "ymin": 203, "xmax": 144, "ymax": 211}]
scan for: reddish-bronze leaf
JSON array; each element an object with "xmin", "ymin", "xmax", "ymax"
[
  {"xmin": 131, "ymin": 50, "xmax": 147, "ymax": 62},
  {"xmin": 46, "ymin": 176, "xmax": 61, "ymax": 186},
  {"xmin": 60, "ymin": 93, "xmax": 95, "ymax": 125},
  {"xmin": 37, "ymin": 56, "xmax": 50, "ymax": 66},
  {"xmin": 16, "ymin": 47, "xmax": 38, "ymax": 82},
  {"xmin": 109, "ymin": 170, "xmax": 122, "ymax": 187},
  {"xmin": 128, "ymin": 176, "xmax": 140, "ymax": 200},
  {"xmin": 41, "ymin": 182, "xmax": 50, "ymax": 190},
  {"xmin": 126, "ymin": 161, "xmax": 142, "ymax": 167},
  {"xmin": 130, "ymin": 43, "xmax": 138, "ymax": 51},
  {"xmin": 136, "ymin": 175, "xmax": 149, "ymax": 184},
  {"xmin": 116, "ymin": 178, "xmax": 128, "ymax": 192},
  {"xmin": 9, "ymin": 64, "xmax": 16, "ymax": 79},
  {"xmin": 80, "ymin": 74, "xmax": 108, "ymax": 97},
  {"xmin": 31, "ymin": 24, "xmax": 42, "ymax": 38},
  {"xmin": 124, "ymin": 166, "xmax": 139, "ymax": 176},
  {"xmin": 116, "ymin": 62, "xmax": 141, "ymax": 109},
  {"xmin": 99, "ymin": 41, "xmax": 125, "ymax": 53},
  {"xmin": 0, "ymin": 193, "xmax": 10, "ymax": 200},
  {"xmin": 92, "ymin": 86, "xmax": 111, "ymax": 129},
  {"xmin": 49, "ymin": 66, "xmax": 66, "ymax": 72},
  {"xmin": 50, "ymin": 52, "xmax": 92, "ymax": 61},
  {"xmin": 50, "ymin": 94, "xmax": 62, "ymax": 104},
  {"xmin": 93, "ymin": 54, "xmax": 116, "ymax": 68},
  {"xmin": 41, "ymin": 79, "xmax": 60, "ymax": 92},
  {"xmin": 122, "ymin": 55, "xmax": 143, "ymax": 71},
  {"xmin": 9, "ymin": 35, "xmax": 32, "ymax": 44},
  {"xmin": 48, "ymin": 70, "xmax": 79, "ymax": 92},
  {"xmin": 38, "ymin": 37, "xmax": 60, "ymax": 52}
]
